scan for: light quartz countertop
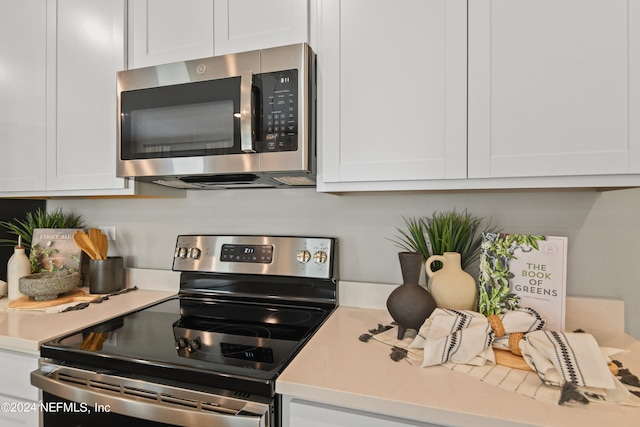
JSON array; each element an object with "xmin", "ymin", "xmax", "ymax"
[
  {"xmin": 0, "ymin": 287, "xmax": 175, "ymax": 355},
  {"xmin": 276, "ymin": 305, "xmax": 640, "ymax": 427}
]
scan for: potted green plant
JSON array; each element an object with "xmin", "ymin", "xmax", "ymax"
[
  {"xmin": 0, "ymin": 208, "xmax": 85, "ymax": 272},
  {"xmin": 391, "ymin": 209, "xmax": 496, "ymax": 272}
]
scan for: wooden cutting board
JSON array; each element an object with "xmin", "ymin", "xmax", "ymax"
[
  {"xmin": 494, "ymin": 349, "xmax": 532, "ymax": 371},
  {"xmin": 494, "ymin": 348, "xmax": 619, "ymax": 374},
  {"xmin": 8, "ymin": 289, "xmax": 99, "ymax": 309}
]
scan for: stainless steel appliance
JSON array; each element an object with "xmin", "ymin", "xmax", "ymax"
[
  {"xmin": 116, "ymin": 43, "xmax": 316, "ymax": 189},
  {"xmin": 32, "ymin": 235, "xmax": 337, "ymax": 426}
]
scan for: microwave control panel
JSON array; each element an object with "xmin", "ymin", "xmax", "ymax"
[{"xmin": 257, "ymin": 70, "xmax": 298, "ymax": 152}]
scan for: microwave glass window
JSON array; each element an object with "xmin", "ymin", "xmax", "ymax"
[
  {"xmin": 131, "ymin": 101, "xmax": 234, "ymax": 155},
  {"xmin": 121, "ymin": 78, "xmax": 243, "ymax": 160}
]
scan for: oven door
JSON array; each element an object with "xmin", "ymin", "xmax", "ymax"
[{"xmin": 32, "ymin": 363, "xmax": 272, "ymax": 427}]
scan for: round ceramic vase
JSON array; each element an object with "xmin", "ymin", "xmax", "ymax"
[{"xmin": 386, "ymin": 252, "xmax": 437, "ymax": 339}]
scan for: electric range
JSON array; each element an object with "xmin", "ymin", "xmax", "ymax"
[{"xmin": 32, "ymin": 235, "xmax": 337, "ymax": 427}]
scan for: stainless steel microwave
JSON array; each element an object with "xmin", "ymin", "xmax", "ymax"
[{"xmin": 116, "ymin": 43, "xmax": 316, "ymax": 189}]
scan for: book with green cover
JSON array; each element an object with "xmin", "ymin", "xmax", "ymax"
[{"xmin": 478, "ymin": 233, "xmax": 568, "ymax": 331}]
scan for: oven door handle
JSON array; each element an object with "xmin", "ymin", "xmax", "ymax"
[
  {"xmin": 31, "ymin": 368, "xmax": 268, "ymax": 427},
  {"xmin": 240, "ymin": 71, "xmax": 256, "ymax": 153}
]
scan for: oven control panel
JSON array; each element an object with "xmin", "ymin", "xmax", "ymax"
[
  {"xmin": 173, "ymin": 235, "xmax": 336, "ymax": 279},
  {"xmin": 220, "ymin": 244, "xmax": 274, "ymax": 263}
]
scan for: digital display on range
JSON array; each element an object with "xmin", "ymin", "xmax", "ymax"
[
  {"xmin": 220, "ymin": 343, "xmax": 274, "ymax": 364},
  {"xmin": 220, "ymin": 244, "xmax": 273, "ymax": 263}
]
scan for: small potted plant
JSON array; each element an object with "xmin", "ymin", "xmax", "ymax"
[
  {"xmin": 0, "ymin": 208, "xmax": 85, "ymax": 273},
  {"xmin": 391, "ymin": 209, "xmax": 496, "ymax": 272},
  {"xmin": 391, "ymin": 209, "xmax": 499, "ymax": 310}
]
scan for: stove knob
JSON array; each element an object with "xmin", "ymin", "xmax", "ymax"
[
  {"xmin": 187, "ymin": 338, "xmax": 201, "ymax": 353},
  {"xmin": 313, "ymin": 251, "xmax": 328, "ymax": 264},
  {"xmin": 190, "ymin": 247, "xmax": 201, "ymax": 259},
  {"xmin": 178, "ymin": 247, "xmax": 188, "ymax": 259},
  {"xmin": 175, "ymin": 337, "xmax": 188, "ymax": 351},
  {"xmin": 296, "ymin": 250, "xmax": 311, "ymax": 264}
]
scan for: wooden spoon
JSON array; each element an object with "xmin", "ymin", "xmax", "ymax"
[
  {"xmin": 73, "ymin": 231, "xmax": 100, "ymax": 260},
  {"xmin": 78, "ymin": 332, "xmax": 96, "ymax": 350},
  {"xmin": 87, "ymin": 331, "xmax": 109, "ymax": 351},
  {"xmin": 99, "ymin": 233, "xmax": 108, "ymax": 259},
  {"xmin": 88, "ymin": 228, "xmax": 99, "ymax": 244},
  {"xmin": 89, "ymin": 228, "xmax": 109, "ymax": 259}
]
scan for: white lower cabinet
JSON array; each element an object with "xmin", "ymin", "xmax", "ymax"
[
  {"xmin": 282, "ymin": 397, "xmax": 443, "ymax": 427},
  {"xmin": 0, "ymin": 395, "xmax": 40, "ymax": 427},
  {"xmin": 0, "ymin": 349, "xmax": 40, "ymax": 427}
]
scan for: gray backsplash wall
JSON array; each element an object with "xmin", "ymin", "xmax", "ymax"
[{"xmin": 50, "ymin": 187, "xmax": 640, "ymax": 338}]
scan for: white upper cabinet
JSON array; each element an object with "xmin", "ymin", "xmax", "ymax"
[
  {"xmin": 46, "ymin": 0, "xmax": 128, "ymax": 192},
  {"xmin": 317, "ymin": 0, "xmax": 640, "ymax": 191},
  {"xmin": 0, "ymin": 0, "xmax": 180, "ymax": 197},
  {"xmin": 316, "ymin": 0, "xmax": 468, "ymax": 191},
  {"xmin": 468, "ymin": 0, "xmax": 640, "ymax": 179},
  {"xmin": 4, "ymin": 1, "xmax": 638, "ymax": 196},
  {"xmin": 214, "ymin": 0, "xmax": 308, "ymax": 55},
  {"xmin": 0, "ymin": 0, "xmax": 47, "ymax": 193},
  {"xmin": 128, "ymin": 0, "xmax": 215, "ymax": 68},
  {"xmin": 128, "ymin": 0, "xmax": 308, "ymax": 69}
]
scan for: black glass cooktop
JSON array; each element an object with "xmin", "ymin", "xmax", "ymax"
[{"xmin": 40, "ymin": 296, "xmax": 329, "ymax": 397}]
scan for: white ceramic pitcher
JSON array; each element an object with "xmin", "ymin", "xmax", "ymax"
[{"xmin": 425, "ymin": 252, "xmax": 477, "ymax": 310}]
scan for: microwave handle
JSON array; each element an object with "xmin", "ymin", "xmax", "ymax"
[{"xmin": 240, "ymin": 72, "xmax": 255, "ymax": 153}]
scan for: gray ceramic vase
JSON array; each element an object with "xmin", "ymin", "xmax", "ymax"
[{"xmin": 386, "ymin": 252, "xmax": 437, "ymax": 339}]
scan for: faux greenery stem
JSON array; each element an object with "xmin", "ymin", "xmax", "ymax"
[
  {"xmin": 0, "ymin": 208, "xmax": 85, "ymax": 250},
  {"xmin": 477, "ymin": 233, "xmax": 546, "ymax": 315},
  {"xmin": 390, "ymin": 209, "xmax": 495, "ymax": 272},
  {"xmin": 391, "ymin": 217, "xmax": 431, "ymax": 257}
]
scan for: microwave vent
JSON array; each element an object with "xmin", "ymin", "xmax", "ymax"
[
  {"xmin": 180, "ymin": 174, "xmax": 258, "ymax": 184},
  {"xmin": 148, "ymin": 173, "xmax": 315, "ymax": 189},
  {"xmin": 272, "ymin": 176, "xmax": 315, "ymax": 186}
]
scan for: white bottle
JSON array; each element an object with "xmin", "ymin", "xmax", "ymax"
[{"xmin": 7, "ymin": 236, "xmax": 31, "ymax": 300}]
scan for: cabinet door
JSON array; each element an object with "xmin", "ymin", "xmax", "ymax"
[
  {"xmin": 128, "ymin": 0, "xmax": 214, "ymax": 68},
  {"xmin": 284, "ymin": 398, "xmax": 441, "ymax": 427},
  {"xmin": 0, "ymin": 349, "xmax": 40, "ymax": 401},
  {"xmin": 214, "ymin": 0, "xmax": 308, "ymax": 55},
  {"xmin": 318, "ymin": 0, "xmax": 467, "ymax": 187},
  {"xmin": 0, "ymin": 395, "xmax": 39, "ymax": 427},
  {"xmin": 46, "ymin": 0, "xmax": 127, "ymax": 191},
  {"xmin": 0, "ymin": 349, "xmax": 40, "ymax": 427},
  {"xmin": 468, "ymin": 0, "xmax": 640, "ymax": 178},
  {"xmin": 0, "ymin": 0, "xmax": 46, "ymax": 192}
]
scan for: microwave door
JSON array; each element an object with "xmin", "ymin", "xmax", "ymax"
[{"xmin": 118, "ymin": 75, "xmax": 259, "ymax": 178}]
